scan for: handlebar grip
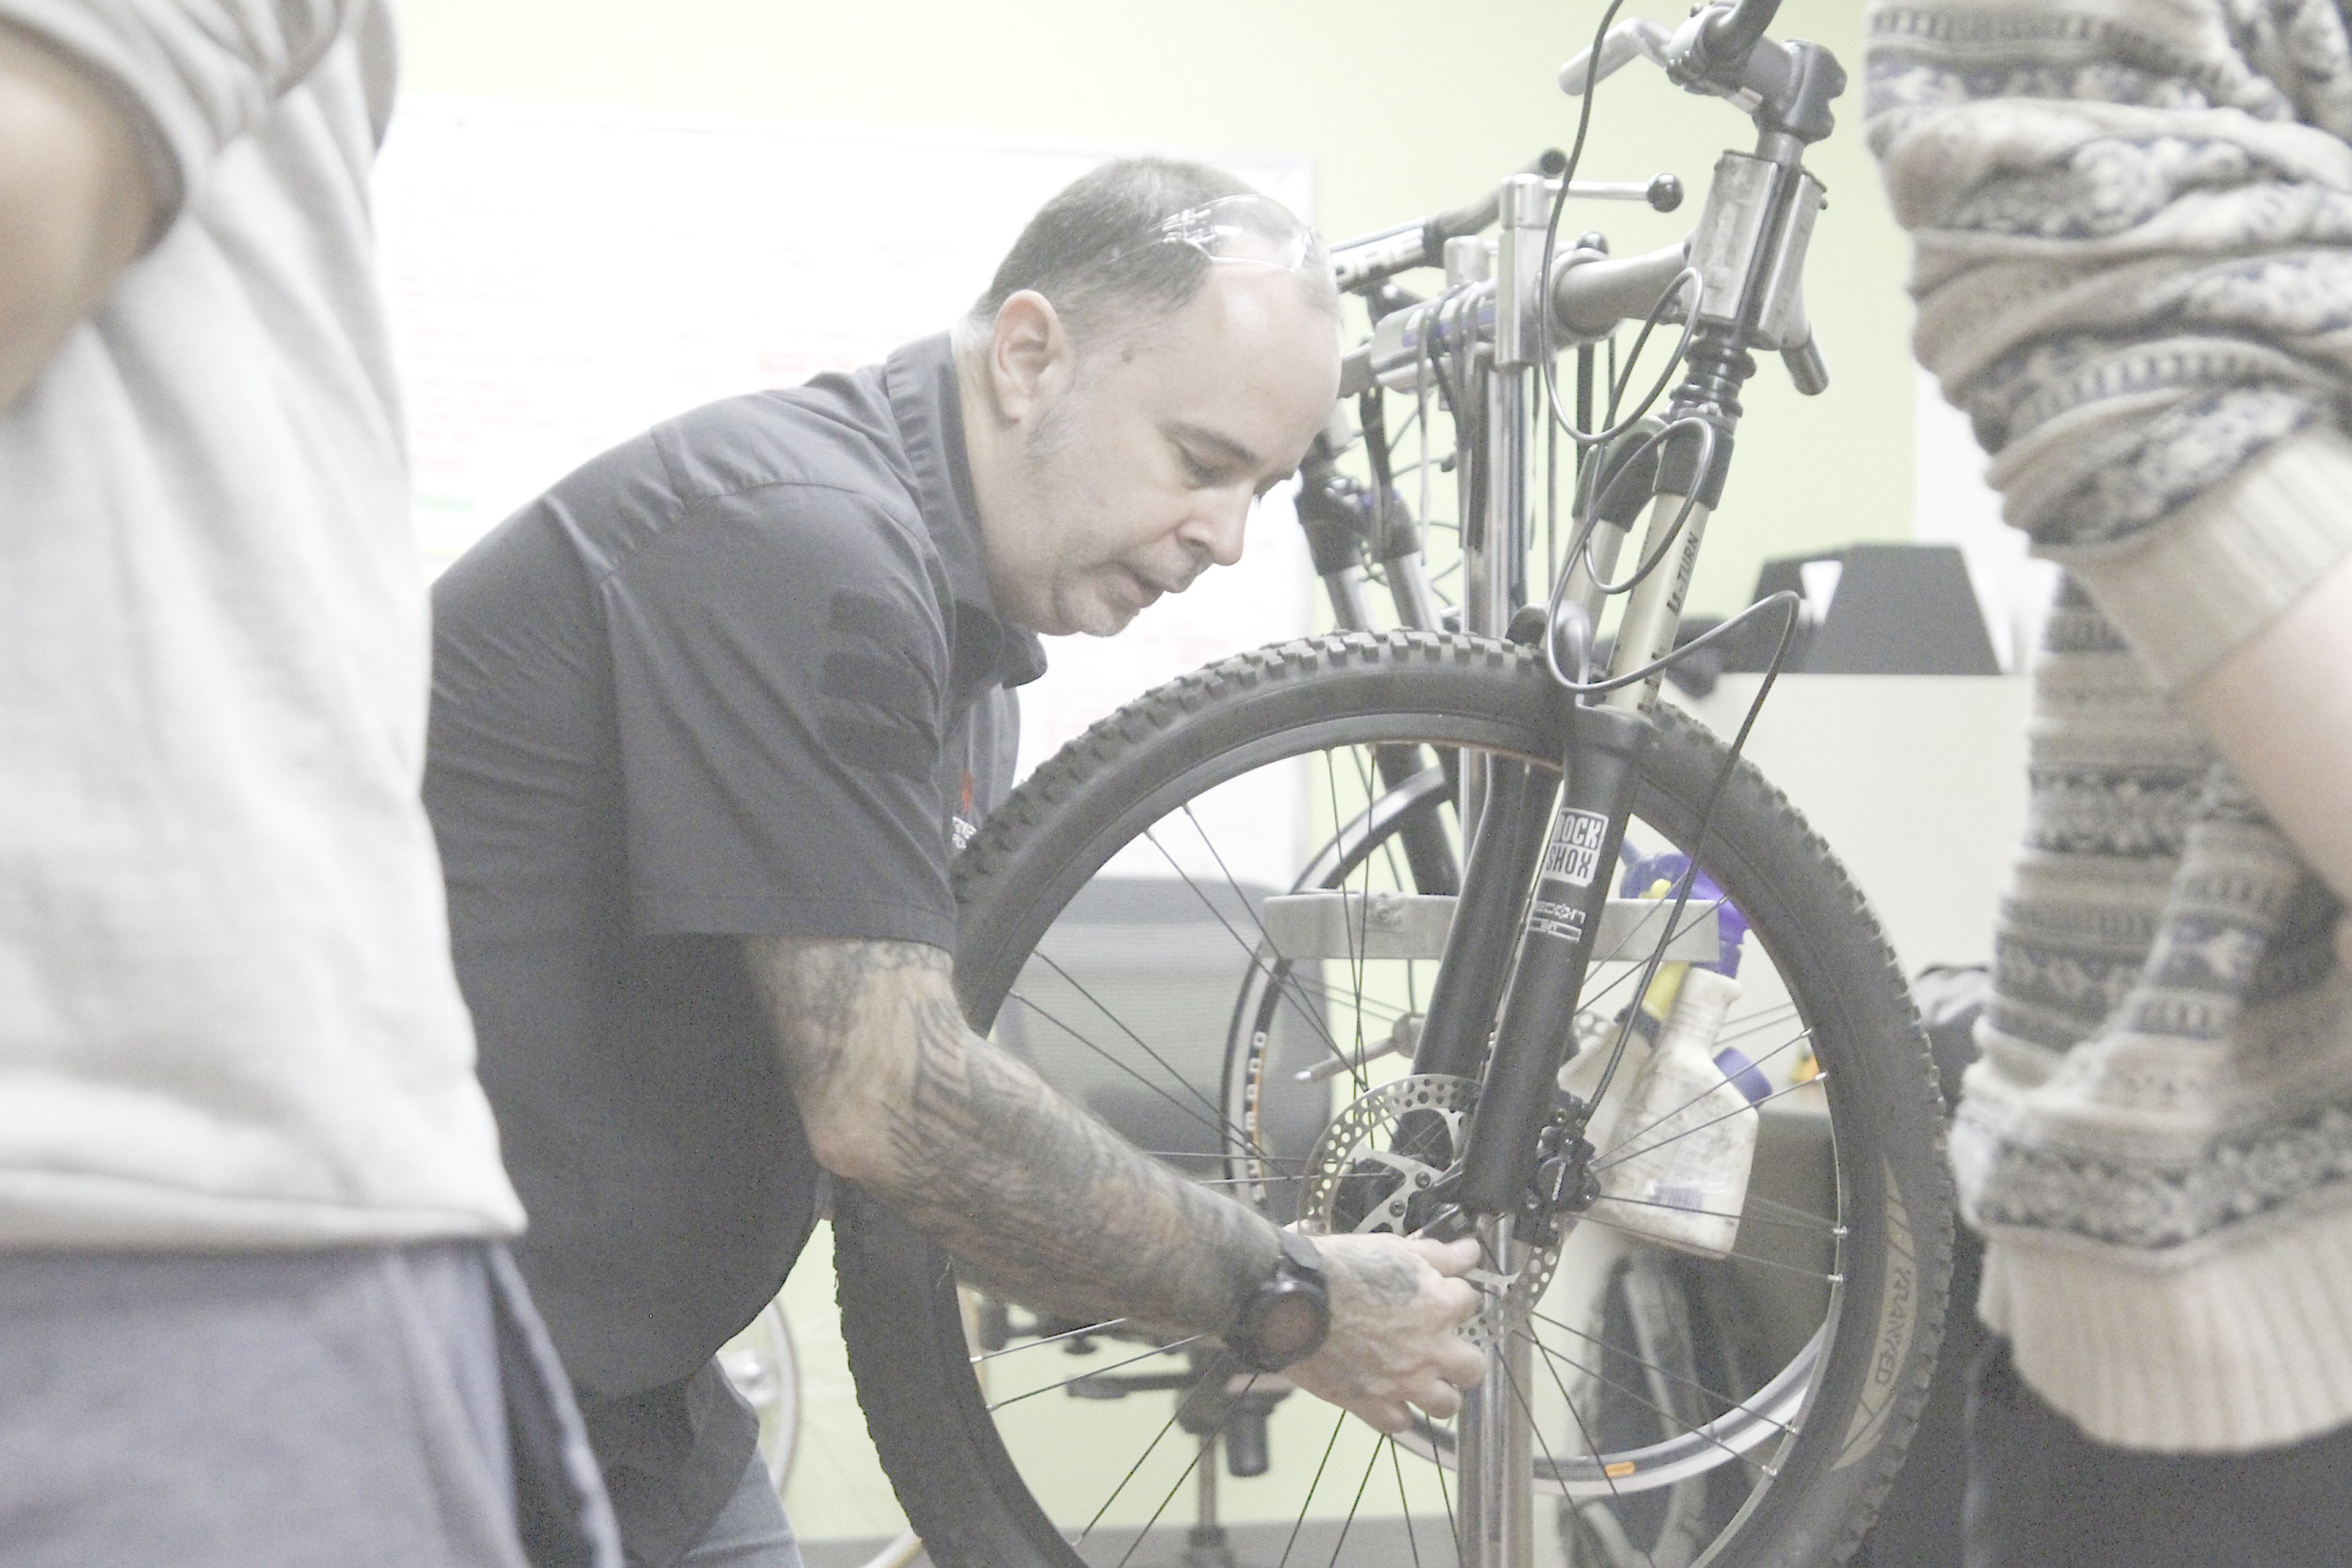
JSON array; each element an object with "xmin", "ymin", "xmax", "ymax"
[
  {"xmin": 1338, "ymin": 345, "xmax": 1376, "ymax": 401},
  {"xmin": 1782, "ymin": 336, "xmax": 1829, "ymax": 396}
]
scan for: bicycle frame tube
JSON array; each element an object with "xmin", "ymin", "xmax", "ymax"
[{"xmin": 1601, "ymin": 489, "xmax": 1715, "ymax": 714}]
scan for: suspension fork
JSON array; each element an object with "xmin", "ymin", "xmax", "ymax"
[
  {"xmin": 1408, "ymin": 697, "xmax": 1653, "ymax": 1209},
  {"xmin": 1412, "ymin": 316, "xmax": 1751, "ymax": 1192}
]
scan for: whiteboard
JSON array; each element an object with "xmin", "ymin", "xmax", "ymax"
[{"xmin": 374, "ymin": 98, "xmax": 1320, "ymax": 883}]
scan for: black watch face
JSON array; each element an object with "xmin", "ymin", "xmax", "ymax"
[{"xmin": 1258, "ymin": 1291, "xmax": 1327, "ymax": 1360}]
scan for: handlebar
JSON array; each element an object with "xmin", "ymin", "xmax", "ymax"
[
  {"xmin": 1337, "ymin": 236, "xmax": 1828, "ymax": 400},
  {"xmin": 1558, "ymin": 17, "xmax": 1670, "ymax": 94},
  {"xmin": 1548, "ymin": 243, "xmax": 1692, "ymax": 340},
  {"xmin": 1558, "ymin": 0, "xmax": 1836, "ymax": 146},
  {"xmin": 1330, "ymin": 167, "xmax": 1683, "ymax": 294},
  {"xmin": 1698, "ymin": 0, "xmax": 1782, "ymax": 69},
  {"xmin": 1329, "ymin": 150, "xmax": 1568, "ymax": 293}
]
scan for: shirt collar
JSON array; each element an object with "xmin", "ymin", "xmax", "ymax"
[{"xmin": 885, "ymin": 334, "xmax": 1048, "ymax": 692}]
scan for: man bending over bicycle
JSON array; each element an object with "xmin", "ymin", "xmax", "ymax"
[{"xmin": 423, "ymin": 158, "xmax": 1485, "ymax": 1568}]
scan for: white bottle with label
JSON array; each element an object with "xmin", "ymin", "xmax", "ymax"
[
  {"xmin": 1591, "ymin": 966, "xmax": 1755, "ymax": 1258},
  {"xmin": 1556, "ymin": 1009, "xmax": 1646, "ymax": 1166}
]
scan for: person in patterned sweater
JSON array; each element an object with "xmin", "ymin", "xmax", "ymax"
[{"xmin": 1865, "ymin": 1, "xmax": 2352, "ymax": 1561}]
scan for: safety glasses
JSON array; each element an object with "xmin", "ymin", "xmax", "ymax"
[{"xmin": 1102, "ymin": 194, "xmax": 1327, "ymax": 276}]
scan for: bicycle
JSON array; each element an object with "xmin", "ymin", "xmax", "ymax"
[{"xmin": 832, "ymin": 4, "xmax": 1954, "ymax": 1563}]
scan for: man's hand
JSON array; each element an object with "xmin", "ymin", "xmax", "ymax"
[
  {"xmin": 0, "ymin": 22, "xmax": 157, "ymax": 411},
  {"xmin": 1284, "ymin": 1234, "xmax": 1485, "ymax": 1433}
]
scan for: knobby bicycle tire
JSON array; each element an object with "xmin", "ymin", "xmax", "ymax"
[{"xmin": 836, "ymin": 631, "xmax": 1952, "ymax": 1568}]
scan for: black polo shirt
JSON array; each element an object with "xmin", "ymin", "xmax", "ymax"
[{"xmin": 424, "ymin": 335, "xmax": 1044, "ymax": 1407}]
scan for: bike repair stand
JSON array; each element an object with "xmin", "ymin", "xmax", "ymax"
[{"xmin": 1182, "ymin": 1435, "xmax": 1241, "ymax": 1568}]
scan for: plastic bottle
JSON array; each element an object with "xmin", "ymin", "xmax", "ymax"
[
  {"xmin": 1593, "ymin": 965, "xmax": 1757, "ymax": 1257},
  {"xmin": 1556, "ymin": 1007, "xmax": 1645, "ymax": 1161}
]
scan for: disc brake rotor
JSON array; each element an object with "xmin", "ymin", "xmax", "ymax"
[{"xmin": 1300, "ymin": 1073, "xmax": 1564, "ymax": 1344}]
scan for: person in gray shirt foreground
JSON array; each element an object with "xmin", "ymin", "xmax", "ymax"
[
  {"xmin": 0, "ymin": 3, "xmax": 617, "ymax": 1564},
  {"xmin": 426, "ymin": 159, "xmax": 1486, "ymax": 1566}
]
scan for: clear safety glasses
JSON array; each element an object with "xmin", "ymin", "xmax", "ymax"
[{"xmin": 1102, "ymin": 194, "xmax": 1327, "ymax": 276}]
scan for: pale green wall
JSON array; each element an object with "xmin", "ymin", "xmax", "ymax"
[{"xmin": 390, "ymin": 0, "xmax": 1916, "ymax": 615}]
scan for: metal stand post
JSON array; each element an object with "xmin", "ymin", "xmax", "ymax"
[
  {"xmin": 1183, "ymin": 1433, "xmax": 1242, "ymax": 1568},
  {"xmin": 1458, "ymin": 1214, "xmax": 1534, "ymax": 1568}
]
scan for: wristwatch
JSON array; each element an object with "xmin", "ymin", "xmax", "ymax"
[{"xmin": 1227, "ymin": 1229, "xmax": 1331, "ymax": 1372}]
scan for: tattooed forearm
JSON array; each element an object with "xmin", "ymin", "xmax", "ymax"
[{"xmin": 745, "ymin": 935, "xmax": 1280, "ymax": 1336}]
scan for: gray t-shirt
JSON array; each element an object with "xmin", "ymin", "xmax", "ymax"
[
  {"xmin": 426, "ymin": 334, "xmax": 1041, "ymax": 1396},
  {"xmin": 0, "ymin": 0, "xmax": 522, "ymax": 1247}
]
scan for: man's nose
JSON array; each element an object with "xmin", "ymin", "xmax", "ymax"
[{"xmin": 1183, "ymin": 488, "xmax": 1252, "ymax": 570}]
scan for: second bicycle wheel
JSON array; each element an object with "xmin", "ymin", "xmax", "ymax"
[{"xmin": 837, "ymin": 631, "xmax": 1951, "ymax": 1568}]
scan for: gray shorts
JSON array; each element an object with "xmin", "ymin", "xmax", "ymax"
[{"xmin": 0, "ymin": 1241, "xmax": 620, "ymax": 1567}]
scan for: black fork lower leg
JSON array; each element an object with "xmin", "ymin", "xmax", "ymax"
[
  {"xmin": 1457, "ymin": 702, "xmax": 1652, "ymax": 1216},
  {"xmin": 1410, "ymin": 758, "xmax": 1556, "ymax": 1081}
]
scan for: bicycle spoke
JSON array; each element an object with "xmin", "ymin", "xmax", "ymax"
[
  {"xmin": 1188, "ymin": 1170, "xmax": 1311, "ymax": 1188},
  {"xmin": 1128, "ymin": 1147, "xmax": 1310, "ymax": 1167},
  {"xmin": 1275, "ymin": 1408, "xmax": 1352, "ymax": 1568},
  {"xmin": 1598, "ymin": 1067, "xmax": 1829, "ymax": 1174},
  {"xmin": 1532, "ymin": 1330, "xmax": 1667, "ymax": 1568},
  {"xmin": 1586, "ymin": 1189, "xmax": 1839, "ymax": 1239},
  {"xmin": 1430, "ymin": 1411, "xmax": 1459, "ymax": 1555},
  {"xmin": 1527, "ymin": 1308, "xmax": 1796, "ymax": 1444},
  {"xmin": 1085, "ymin": 1399, "xmax": 1192, "ymax": 1551},
  {"xmin": 1145, "ymin": 822, "xmax": 1352, "ymax": 1066},
  {"xmin": 1572, "ymin": 1211, "xmax": 1845, "ymax": 1286},
  {"xmin": 1712, "ymin": 1001, "xmax": 1803, "ymax": 1049},
  {"xmin": 1507, "ymin": 1321, "xmax": 1663, "ymax": 1568},
  {"xmin": 1025, "ymin": 952, "xmax": 1248, "ymax": 1125},
  {"xmin": 1390, "ymin": 1437, "xmax": 1429, "ymax": 1568},
  {"xmin": 1591, "ymin": 1027, "xmax": 1814, "ymax": 1164},
  {"xmin": 984, "ymin": 1334, "xmax": 1205, "ymax": 1412},
  {"xmin": 1325, "ymin": 1429, "xmax": 1389, "ymax": 1568},
  {"xmin": 1007, "ymin": 986, "xmax": 1261, "ymax": 1161},
  {"xmin": 1518, "ymin": 1325, "xmax": 1777, "ymax": 1483},
  {"xmin": 968, "ymin": 1316, "xmax": 1128, "ymax": 1364},
  {"xmin": 1324, "ymin": 752, "xmax": 1374, "ymax": 1096},
  {"xmin": 1745, "ymin": 1188, "xmax": 1841, "ymax": 1231}
]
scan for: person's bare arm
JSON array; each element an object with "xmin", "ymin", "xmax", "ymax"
[
  {"xmin": 744, "ymin": 934, "xmax": 1485, "ymax": 1431},
  {"xmin": 2180, "ymin": 547, "xmax": 2352, "ymax": 967},
  {"xmin": 0, "ymin": 22, "xmax": 157, "ymax": 412}
]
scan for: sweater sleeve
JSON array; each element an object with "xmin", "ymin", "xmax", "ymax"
[
  {"xmin": 0, "ymin": 0, "xmax": 376, "ymax": 237},
  {"xmin": 1865, "ymin": 0, "xmax": 2352, "ymax": 686}
]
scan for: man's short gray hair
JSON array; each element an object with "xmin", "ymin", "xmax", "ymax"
[{"xmin": 957, "ymin": 157, "xmax": 1337, "ymax": 356}]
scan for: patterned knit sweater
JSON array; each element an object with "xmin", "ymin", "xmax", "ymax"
[{"xmin": 1866, "ymin": 0, "xmax": 2352, "ymax": 1451}]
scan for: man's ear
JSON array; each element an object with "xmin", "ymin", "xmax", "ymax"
[{"xmin": 987, "ymin": 290, "xmax": 1074, "ymax": 428}]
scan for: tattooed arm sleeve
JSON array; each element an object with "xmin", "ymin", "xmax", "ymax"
[{"xmin": 743, "ymin": 933, "xmax": 1283, "ymax": 1333}]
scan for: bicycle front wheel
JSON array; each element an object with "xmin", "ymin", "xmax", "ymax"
[{"xmin": 837, "ymin": 631, "xmax": 1950, "ymax": 1568}]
